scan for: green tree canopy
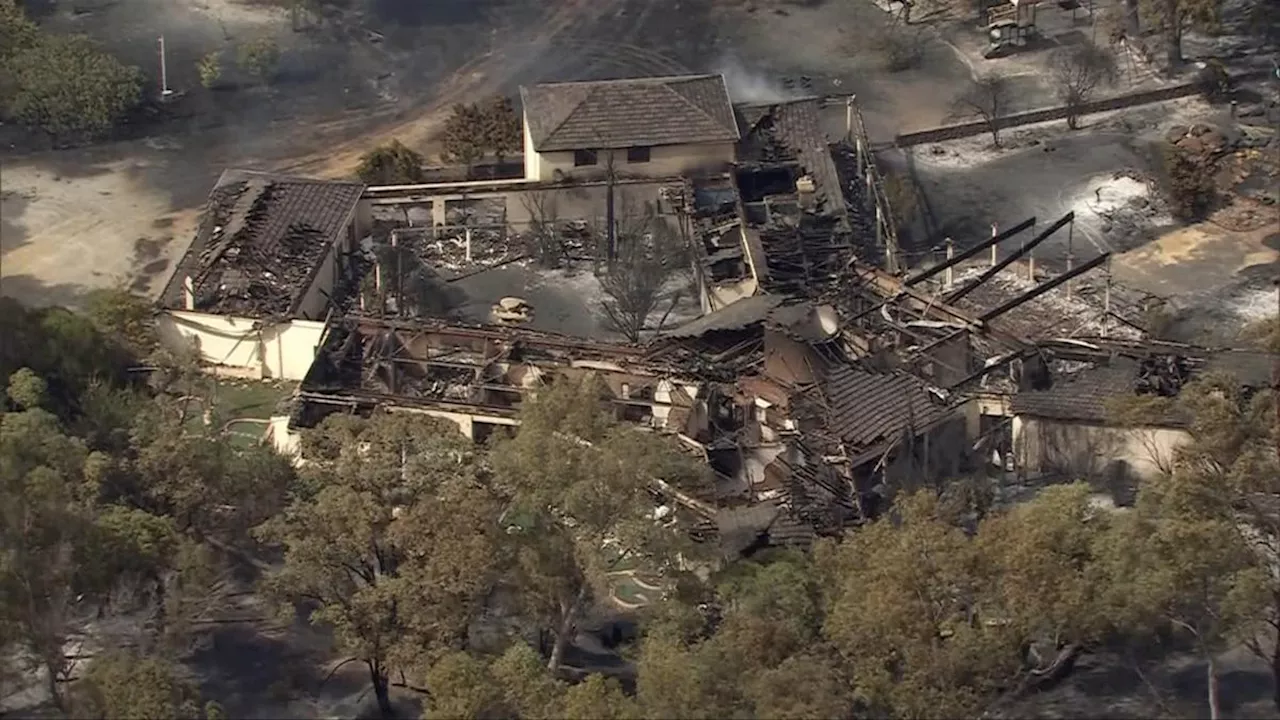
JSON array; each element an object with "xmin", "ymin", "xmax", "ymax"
[
  {"xmin": 257, "ymin": 412, "xmax": 504, "ymax": 719},
  {"xmin": 491, "ymin": 375, "xmax": 711, "ymax": 671},
  {"xmin": 76, "ymin": 651, "xmax": 207, "ymax": 719},
  {"xmin": 1104, "ymin": 370, "xmax": 1279, "ymax": 714},
  {"xmin": 1, "ymin": 31, "xmax": 142, "ymax": 140}
]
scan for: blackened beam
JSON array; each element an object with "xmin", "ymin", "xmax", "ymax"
[
  {"xmin": 944, "ymin": 347, "xmax": 1035, "ymax": 389},
  {"xmin": 904, "ymin": 216, "xmax": 1037, "ymax": 286},
  {"xmin": 909, "ymin": 252, "xmax": 1105, "ymax": 358},
  {"xmin": 946, "ymin": 213, "xmax": 1074, "ymax": 303},
  {"xmin": 350, "ymin": 313, "xmax": 643, "ymax": 357},
  {"xmin": 849, "ymin": 261, "xmax": 1031, "ymax": 350},
  {"xmin": 979, "ymin": 252, "xmax": 1110, "ymax": 323}
]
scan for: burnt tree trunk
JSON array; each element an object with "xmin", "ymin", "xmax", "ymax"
[
  {"xmin": 1124, "ymin": 0, "xmax": 1140, "ymax": 34},
  {"xmin": 1163, "ymin": 0, "xmax": 1183, "ymax": 67},
  {"xmin": 1271, "ymin": 629, "xmax": 1280, "ymax": 711},
  {"xmin": 45, "ymin": 661, "xmax": 64, "ymax": 712},
  {"xmin": 1208, "ymin": 656, "xmax": 1222, "ymax": 720},
  {"xmin": 548, "ymin": 586, "xmax": 588, "ymax": 672},
  {"xmin": 370, "ymin": 661, "xmax": 393, "ymax": 719}
]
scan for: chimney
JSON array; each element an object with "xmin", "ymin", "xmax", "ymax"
[
  {"xmin": 796, "ymin": 175, "xmax": 816, "ymax": 209},
  {"xmin": 182, "ymin": 275, "xmax": 195, "ymax": 310}
]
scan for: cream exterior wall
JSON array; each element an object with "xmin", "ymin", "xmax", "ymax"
[
  {"xmin": 294, "ymin": 242, "xmax": 340, "ymax": 321},
  {"xmin": 706, "ymin": 278, "xmax": 758, "ymax": 313},
  {"xmin": 963, "ymin": 394, "xmax": 1014, "ymax": 440},
  {"xmin": 157, "ymin": 312, "xmax": 326, "ymax": 381},
  {"xmin": 523, "ymin": 122, "xmax": 542, "ymax": 181},
  {"xmin": 1012, "ymin": 415, "xmax": 1190, "ymax": 482},
  {"xmin": 268, "ymin": 415, "xmax": 301, "ymax": 458},
  {"xmin": 527, "ymin": 142, "xmax": 736, "ymax": 182},
  {"xmin": 294, "ymin": 210, "xmax": 361, "ymax": 320}
]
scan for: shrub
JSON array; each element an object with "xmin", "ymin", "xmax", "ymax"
[
  {"xmin": 356, "ymin": 140, "xmax": 427, "ymax": 185},
  {"xmin": 1156, "ymin": 142, "xmax": 1216, "ymax": 221},
  {"xmin": 197, "ymin": 51, "xmax": 222, "ymax": 89},
  {"xmin": 237, "ymin": 37, "xmax": 280, "ymax": 85}
]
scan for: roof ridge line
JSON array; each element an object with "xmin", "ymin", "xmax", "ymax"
[
  {"xmin": 529, "ymin": 73, "xmax": 719, "ymax": 89},
  {"xmin": 666, "ymin": 75, "xmax": 736, "ymax": 136},
  {"xmin": 540, "ymin": 85, "xmax": 598, "ymax": 150}
]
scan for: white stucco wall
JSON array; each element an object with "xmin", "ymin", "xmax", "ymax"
[
  {"xmin": 262, "ymin": 320, "xmax": 327, "ymax": 381},
  {"xmin": 295, "ymin": 249, "xmax": 337, "ymax": 321},
  {"xmin": 1012, "ymin": 415, "xmax": 1191, "ymax": 482},
  {"xmin": 706, "ymin": 277, "xmax": 758, "ymax": 313},
  {"xmin": 268, "ymin": 415, "xmax": 301, "ymax": 458},
  {"xmin": 157, "ymin": 312, "xmax": 326, "ymax": 381},
  {"xmin": 529, "ymin": 142, "xmax": 736, "ymax": 182},
  {"xmin": 523, "ymin": 122, "xmax": 542, "ymax": 181}
]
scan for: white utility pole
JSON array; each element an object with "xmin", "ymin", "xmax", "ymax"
[{"xmin": 158, "ymin": 36, "xmax": 174, "ymax": 99}]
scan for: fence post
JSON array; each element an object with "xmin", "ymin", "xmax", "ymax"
[{"xmin": 944, "ymin": 238, "xmax": 955, "ymax": 291}]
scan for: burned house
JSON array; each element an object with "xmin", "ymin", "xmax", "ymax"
[
  {"xmin": 291, "ymin": 316, "xmax": 710, "ymax": 446},
  {"xmin": 1011, "ymin": 340, "xmax": 1274, "ymax": 489},
  {"xmin": 688, "ymin": 97, "xmax": 868, "ymax": 313},
  {"xmin": 157, "ymin": 170, "xmax": 367, "ymax": 380},
  {"xmin": 648, "ymin": 291, "xmax": 969, "ymax": 548},
  {"xmin": 161, "ymin": 76, "xmax": 1179, "ymax": 556}
]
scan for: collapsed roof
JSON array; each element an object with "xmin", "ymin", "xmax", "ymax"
[
  {"xmin": 1012, "ymin": 343, "xmax": 1276, "ymax": 426},
  {"xmin": 161, "ymin": 169, "xmax": 364, "ymax": 318}
]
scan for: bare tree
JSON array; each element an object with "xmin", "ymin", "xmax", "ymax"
[
  {"xmin": 519, "ymin": 190, "xmax": 564, "ymax": 268},
  {"xmin": 949, "ymin": 74, "xmax": 1012, "ymax": 148},
  {"xmin": 596, "ymin": 198, "xmax": 688, "ymax": 343},
  {"xmin": 849, "ymin": 12, "xmax": 929, "ymax": 72},
  {"xmin": 1138, "ymin": 0, "xmax": 1223, "ymax": 67},
  {"xmin": 1050, "ymin": 42, "xmax": 1117, "ymax": 129}
]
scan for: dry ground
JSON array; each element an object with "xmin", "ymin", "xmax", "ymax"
[
  {"xmin": 2, "ymin": 0, "xmax": 720, "ymax": 308},
  {"xmin": 895, "ymin": 91, "xmax": 1279, "ymax": 346}
]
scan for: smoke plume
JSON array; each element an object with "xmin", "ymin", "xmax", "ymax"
[{"xmin": 713, "ymin": 55, "xmax": 793, "ymax": 104}]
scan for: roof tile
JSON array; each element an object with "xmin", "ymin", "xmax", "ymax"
[
  {"xmin": 520, "ymin": 75, "xmax": 739, "ymax": 152},
  {"xmin": 819, "ymin": 365, "xmax": 954, "ymax": 452}
]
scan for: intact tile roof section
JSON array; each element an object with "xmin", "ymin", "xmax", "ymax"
[
  {"xmin": 1010, "ymin": 364, "xmax": 1137, "ymax": 424},
  {"xmin": 1204, "ymin": 350, "xmax": 1274, "ymax": 387},
  {"xmin": 161, "ymin": 169, "xmax": 364, "ymax": 318},
  {"xmin": 821, "ymin": 365, "xmax": 954, "ymax": 452},
  {"xmin": 520, "ymin": 74, "xmax": 740, "ymax": 152}
]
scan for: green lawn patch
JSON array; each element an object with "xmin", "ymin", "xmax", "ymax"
[{"xmin": 209, "ymin": 379, "xmax": 293, "ymax": 421}]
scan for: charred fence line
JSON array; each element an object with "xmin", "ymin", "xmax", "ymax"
[
  {"xmin": 836, "ymin": 97, "xmax": 904, "ymax": 274},
  {"xmin": 887, "ymin": 81, "xmax": 1203, "ymax": 148}
]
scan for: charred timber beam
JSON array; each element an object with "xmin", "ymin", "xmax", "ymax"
[
  {"xmin": 349, "ymin": 314, "xmax": 642, "ymax": 356},
  {"xmin": 979, "ymin": 252, "xmax": 1110, "ymax": 323},
  {"xmin": 905, "ymin": 216, "xmax": 1037, "ymax": 286},
  {"xmin": 298, "ymin": 389, "xmax": 521, "ymax": 417},
  {"xmin": 849, "ymin": 261, "xmax": 1031, "ymax": 350},
  {"xmin": 944, "ymin": 347, "xmax": 1034, "ymax": 389},
  {"xmin": 946, "ymin": 213, "xmax": 1073, "ymax": 303}
]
